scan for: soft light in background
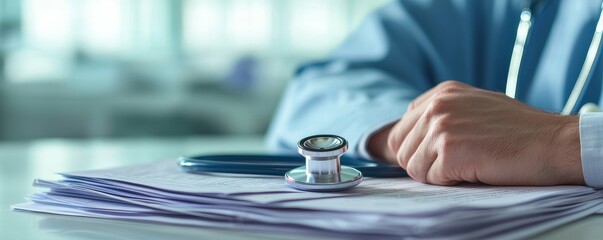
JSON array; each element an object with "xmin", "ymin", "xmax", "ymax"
[{"xmin": 0, "ymin": 0, "xmax": 390, "ymax": 140}]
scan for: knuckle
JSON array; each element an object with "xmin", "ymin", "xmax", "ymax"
[
  {"xmin": 439, "ymin": 80, "xmax": 464, "ymax": 89},
  {"xmin": 438, "ymin": 85, "xmax": 461, "ymax": 95},
  {"xmin": 437, "ymin": 134, "xmax": 458, "ymax": 161},
  {"xmin": 396, "ymin": 149, "xmax": 410, "ymax": 168},
  {"xmin": 430, "ymin": 115, "xmax": 452, "ymax": 134},
  {"xmin": 425, "ymin": 98, "xmax": 449, "ymax": 118},
  {"xmin": 406, "ymin": 162, "xmax": 425, "ymax": 182},
  {"xmin": 428, "ymin": 162, "xmax": 452, "ymax": 185},
  {"xmin": 427, "ymin": 169, "xmax": 445, "ymax": 185},
  {"xmin": 438, "ymin": 133, "xmax": 454, "ymax": 152},
  {"xmin": 436, "ymin": 81, "xmax": 467, "ymax": 96},
  {"xmin": 407, "ymin": 100, "xmax": 418, "ymax": 111}
]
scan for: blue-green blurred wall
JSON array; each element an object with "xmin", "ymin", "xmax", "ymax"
[{"xmin": 0, "ymin": 0, "xmax": 390, "ymax": 140}]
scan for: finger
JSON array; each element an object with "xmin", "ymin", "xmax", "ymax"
[
  {"xmin": 405, "ymin": 139, "xmax": 437, "ymax": 183},
  {"xmin": 388, "ymin": 81, "xmax": 469, "ymax": 154},
  {"xmin": 426, "ymin": 156, "xmax": 460, "ymax": 185},
  {"xmin": 396, "ymin": 111, "xmax": 430, "ymax": 168},
  {"xmin": 412, "ymin": 81, "xmax": 469, "ymax": 109},
  {"xmin": 408, "ymin": 85, "xmax": 440, "ymax": 110},
  {"xmin": 387, "ymin": 92, "xmax": 438, "ymax": 153}
]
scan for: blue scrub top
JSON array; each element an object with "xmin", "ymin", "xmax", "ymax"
[{"xmin": 267, "ymin": 0, "xmax": 603, "ymax": 160}]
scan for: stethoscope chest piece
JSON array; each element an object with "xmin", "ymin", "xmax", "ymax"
[{"xmin": 285, "ymin": 135, "xmax": 363, "ymax": 191}]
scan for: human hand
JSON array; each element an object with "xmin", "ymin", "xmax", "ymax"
[{"xmin": 368, "ymin": 81, "xmax": 584, "ymax": 186}]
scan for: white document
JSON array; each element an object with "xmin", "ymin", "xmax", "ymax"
[
  {"xmin": 12, "ymin": 160, "xmax": 603, "ymax": 239},
  {"xmin": 61, "ymin": 160, "xmax": 294, "ymax": 194},
  {"xmin": 281, "ymin": 178, "xmax": 598, "ymax": 214},
  {"xmin": 58, "ymin": 160, "xmax": 598, "ymax": 211}
]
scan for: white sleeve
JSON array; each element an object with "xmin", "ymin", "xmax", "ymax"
[{"xmin": 579, "ymin": 112, "xmax": 603, "ymax": 188}]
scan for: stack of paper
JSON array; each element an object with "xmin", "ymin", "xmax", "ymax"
[{"xmin": 12, "ymin": 160, "xmax": 603, "ymax": 239}]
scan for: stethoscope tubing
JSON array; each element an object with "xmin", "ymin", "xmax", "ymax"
[
  {"xmin": 508, "ymin": 0, "xmax": 603, "ymax": 114},
  {"xmin": 179, "ymin": 155, "xmax": 407, "ymax": 178}
]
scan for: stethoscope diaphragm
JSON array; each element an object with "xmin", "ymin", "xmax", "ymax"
[{"xmin": 285, "ymin": 134, "xmax": 363, "ymax": 191}]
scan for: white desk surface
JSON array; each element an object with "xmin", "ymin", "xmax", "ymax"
[{"xmin": 1, "ymin": 136, "xmax": 602, "ymax": 240}]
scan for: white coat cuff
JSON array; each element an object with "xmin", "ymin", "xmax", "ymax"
[{"xmin": 580, "ymin": 113, "xmax": 603, "ymax": 188}]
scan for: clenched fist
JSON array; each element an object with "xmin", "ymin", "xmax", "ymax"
[{"xmin": 368, "ymin": 81, "xmax": 584, "ymax": 186}]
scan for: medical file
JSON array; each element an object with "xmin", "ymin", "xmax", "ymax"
[{"xmin": 12, "ymin": 160, "xmax": 603, "ymax": 239}]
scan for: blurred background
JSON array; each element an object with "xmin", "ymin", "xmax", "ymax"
[{"xmin": 0, "ymin": 0, "xmax": 390, "ymax": 141}]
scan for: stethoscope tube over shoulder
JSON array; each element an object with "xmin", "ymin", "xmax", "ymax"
[{"xmin": 508, "ymin": 0, "xmax": 603, "ymax": 114}]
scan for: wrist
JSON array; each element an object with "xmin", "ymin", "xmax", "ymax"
[{"xmin": 550, "ymin": 115, "xmax": 584, "ymax": 185}]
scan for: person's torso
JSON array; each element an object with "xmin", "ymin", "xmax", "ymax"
[{"xmin": 420, "ymin": 0, "xmax": 603, "ymax": 113}]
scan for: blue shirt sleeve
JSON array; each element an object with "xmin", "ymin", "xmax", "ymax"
[
  {"xmin": 580, "ymin": 113, "xmax": 603, "ymax": 188},
  {"xmin": 266, "ymin": 0, "xmax": 488, "ymax": 157},
  {"xmin": 266, "ymin": 1, "xmax": 428, "ymax": 156},
  {"xmin": 266, "ymin": 0, "xmax": 524, "ymax": 158}
]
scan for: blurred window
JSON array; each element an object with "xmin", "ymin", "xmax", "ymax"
[{"xmin": 0, "ymin": 0, "xmax": 391, "ymax": 139}]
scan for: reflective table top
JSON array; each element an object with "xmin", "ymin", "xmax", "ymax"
[{"xmin": 1, "ymin": 136, "xmax": 602, "ymax": 240}]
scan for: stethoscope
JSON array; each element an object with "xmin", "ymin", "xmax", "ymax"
[
  {"xmin": 181, "ymin": 0, "xmax": 603, "ymax": 192},
  {"xmin": 180, "ymin": 134, "xmax": 406, "ymax": 192}
]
